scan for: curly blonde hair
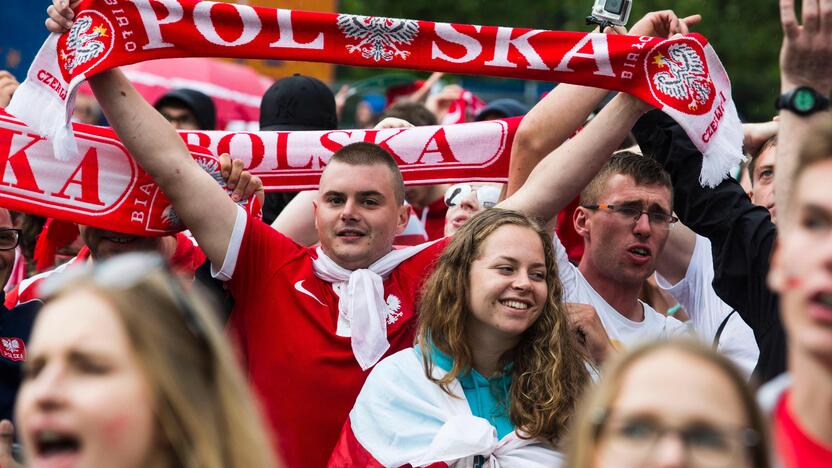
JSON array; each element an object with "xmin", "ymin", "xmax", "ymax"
[{"xmin": 417, "ymin": 208, "xmax": 590, "ymax": 443}]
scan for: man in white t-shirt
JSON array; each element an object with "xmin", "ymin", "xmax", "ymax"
[
  {"xmin": 556, "ymin": 152, "xmax": 689, "ymax": 353},
  {"xmin": 655, "ymin": 232, "xmax": 759, "ymax": 377}
]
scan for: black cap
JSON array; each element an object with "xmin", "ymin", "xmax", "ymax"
[
  {"xmin": 155, "ymin": 88, "xmax": 217, "ymax": 130},
  {"xmin": 474, "ymin": 98, "xmax": 529, "ymax": 121},
  {"xmin": 259, "ymin": 74, "xmax": 337, "ymax": 131}
]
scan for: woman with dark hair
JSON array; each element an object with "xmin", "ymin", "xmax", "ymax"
[{"xmin": 330, "ymin": 209, "xmax": 590, "ymax": 466}]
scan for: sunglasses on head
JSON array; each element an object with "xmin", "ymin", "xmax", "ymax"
[{"xmin": 444, "ymin": 184, "xmax": 501, "ymax": 209}]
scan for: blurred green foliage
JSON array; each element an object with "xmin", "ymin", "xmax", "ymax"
[{"xmin": 337, "ymin": 0, "xmax": 782, "ymax": 121}]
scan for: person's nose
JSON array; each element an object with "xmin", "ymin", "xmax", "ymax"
[
  {"xmin": 632, "ymin": 212, "xmax": 653, "ymax": 237},
  {"xmin": 459, "ymin": 192, "xmax": 480, "ymax": 212},
  {"xmin": 340, "ymin": 198, "xmax": 360, "ymax": 222},
  {"xmin": 26, "ymin": 362, "xmax": 69, "ymax": 413},
  {"xmin": 650, "ymin": 432, "xmax": 687, "ymax": 468}
]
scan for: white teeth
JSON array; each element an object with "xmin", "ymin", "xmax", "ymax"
[
  {"xmin": 501, "ymin": 300, "xmax": 529, "ymax": 310},
  {"xmin": 632, "ymin": 248, "xmax": 648, "ymax": 256}
]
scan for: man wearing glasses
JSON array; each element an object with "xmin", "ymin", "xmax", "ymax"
[{"xmin": 0, "ymin": 209, "xmax": 42, "ymax": 424}]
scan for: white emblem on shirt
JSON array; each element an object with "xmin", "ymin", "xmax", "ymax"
[
  {"xmin": 386, "ymin": 294, "xmax": 403, "ymax": 324},
  {"xmin": 294, "ymin": 280, "xmax": 325, "ymax": 306}
]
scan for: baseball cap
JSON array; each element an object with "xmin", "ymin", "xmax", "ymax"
[
  {"xmin": 155, "ymin": 88, "xmax": 216, "ymax": 130},
  {"xmin": 474, "ymin": 98, "xmax": 529, "ymax": 121},
  {"xmin": 259, "ymin": 74, "xmax": 338, "ymax": 131}
]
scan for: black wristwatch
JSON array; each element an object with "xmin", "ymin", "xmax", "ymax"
[{"xmin": 776, "ymin": 86, "xmax": 830, "ymax": 116}]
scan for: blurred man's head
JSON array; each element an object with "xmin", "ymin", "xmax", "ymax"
[
  {"xmin": 72, "ymin": 93, "xmax": 102, "ymax": 125},
  {"xmin": 0, "ymin": 208, "xmax": 18, "ymax": 288},
  {"xmin": 769, "ymin": 120, "xmax": 832, "ymax": 368},
  {"xmin": 314, "ymin": 142, "xmax": 408, "ymax": 270},
  {"xmin": 747, "ymin": 136, "xmax": 778, "ymax": 223},
  {"xmin": 575, "ymin": 153, "xmax": 674, "ymax": 290},
  {"xmin": 79, "ymin": 226, "xmax": 167, "ymax": 261},
  {"xmin": 259, "ymin": 74, "xmax": 338, "ymax": 224},
  {"xmin": 155, "ymin": 89, "xmax": 216, "ymax": 130},
  {"xmin": 381, "ymin": 102, "xmax": 446, "ymax": 210},
  {"xmin": 474, "ymin": 98, "xmax": 528, "ymax": 122}
]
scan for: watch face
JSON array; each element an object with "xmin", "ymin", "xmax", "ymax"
[{"xmin": 794, "ymin": 88, "xmax": 816, "ymax": 112}]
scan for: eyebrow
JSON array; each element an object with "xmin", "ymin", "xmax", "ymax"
[
  {"xmin": 801, "ymin": 203, "xmax": 832, "ymax": 220},
  {"xmin": 496, "ymin": 256, "xmax": 546, "ymax": 269},
  {"xmin": 615, "ymin": 200, "xmax": 670, "ymax": 213},
  {"xmin": 321, "ymin": 190, "xmax": 386, "ymax": 199}
]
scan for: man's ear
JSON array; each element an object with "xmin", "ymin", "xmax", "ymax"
[
  {"xmin": 574, "ymin": 207, "xmax": 591, "ymax": 239},
  {"xmin": 395, "ymin": 204, "xmax": 409, "ymax": 236},
  {"xmin": 312, "ymin": 199, "xmax": 320, "ymax": 232}
]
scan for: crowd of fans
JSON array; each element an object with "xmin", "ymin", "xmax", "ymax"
[{"xmin": 0, "ymin": 0, "xmax": 830, "ymax": 466}]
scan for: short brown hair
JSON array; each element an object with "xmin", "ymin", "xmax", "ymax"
[
  {"xmin": 580, "ymin": 151, "xmax": 673, "ymax": 209},
  {"xmin": 747, "ymin": 135, "xmax": 777, "ymax": 187},
  {"xmin": 329, "ymin": 142, "xmax": 405, "ymax": 204},
  {"xmin": 381, "ymin": 102, "xmax": 437, "ymax": 127}
]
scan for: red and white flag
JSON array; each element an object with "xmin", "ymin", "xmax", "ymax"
[{"xmin": 328, "ymin": 348, "xmax": 564, "ymax": 467}]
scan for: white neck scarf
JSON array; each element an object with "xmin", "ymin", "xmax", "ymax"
[{"xmin": 312, "ymin": 240, "xmax": 440, "ymax": 370}]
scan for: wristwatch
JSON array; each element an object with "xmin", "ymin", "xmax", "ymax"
[{"xmin": 776, "ymin": 86, "xmax": 830, "ymax": 116}]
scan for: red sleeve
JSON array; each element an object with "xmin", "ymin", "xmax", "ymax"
[{"xmin": 227, "ymin": 214, "xmax": 305, "ymax": 302}]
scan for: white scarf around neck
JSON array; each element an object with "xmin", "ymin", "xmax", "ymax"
[{"xmin": 312, "ymin": 240, "xmax": 440, "ymax": 370}]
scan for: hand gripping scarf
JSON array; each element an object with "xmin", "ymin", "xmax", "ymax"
[{"xmin": 10, "ymin": 0, "xmax": 742, "ymax": 187}]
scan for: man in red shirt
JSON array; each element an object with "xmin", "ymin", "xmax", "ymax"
[{"xmin": 763, "ymin": 1, "xmax": 832, "ymax": 466}]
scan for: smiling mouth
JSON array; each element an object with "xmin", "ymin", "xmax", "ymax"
[
  {"xmin": 629, "ymin": 247, "xmax": 651, "ymax": 258},
  {"xmin": 500, "ymin": 299, "xmax": 531, "ymax": 310},
  {"xmin": 35, "ymin": 429, "xmax": 81, "ymax": 459},
  {"xmin": 337, "ymin": 229, "xmax": 366, "ymax": 238}
]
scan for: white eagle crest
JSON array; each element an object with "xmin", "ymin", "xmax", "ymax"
[
  {"xmin": 337, "ymin": 14, "xmax": 419, "ymax": 62},
  {"xmin": 2, "ymin": 338, "xmax": 19, "ymax": 352},
  {"xmin": 651, "ymin": 43, "xmax": 712, "ymax": 111},
  {"xmin": 385, "ymin": 294, "xmax": 402, "ymax": 324},
  {"xmin": 60, "ymin": 16, "xmax": 108, "ymax": 74}
]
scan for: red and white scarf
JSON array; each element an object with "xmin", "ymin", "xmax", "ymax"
[
  {"xmin": 0, "ymin": 109, "xmax": 514, "ymax": 236},
  {"xmin": 10, "ymin": 0, "xmax": 742, "ymax": 188}
]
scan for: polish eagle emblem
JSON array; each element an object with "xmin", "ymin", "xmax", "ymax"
[
  {"xmin": 60, "ymin": 16, "xmax": 109, "ymax": 75},
  {"xmin": 650, "ymin": 43, "xmax": 713, "ymax": 111},
  {"xmin": 2, "ymin": 338, "xmax": 19, "ymax": 353},
  {"xmin": 336, "ymin": 14, "xmax": 419, "ymax": 62}
]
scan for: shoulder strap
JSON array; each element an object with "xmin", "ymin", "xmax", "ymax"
[{"xmin": 713, "ymin": 309, "xmax": 737, "ymax": 348}]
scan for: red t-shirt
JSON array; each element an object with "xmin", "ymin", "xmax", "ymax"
[
  {"xmin": 774, "ymin": 391, "xmax": 832, "ymax": 468},
  {"xmin": 225, "ymin": 215, "xmax": 448, "ymax": 468},
  {"xmin": 418, "ymin": 197, "xmax": 449, "ymax": 241}
]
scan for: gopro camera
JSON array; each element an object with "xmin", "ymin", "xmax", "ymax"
[{"xmin": 586, "ymin": 0, "xmax": 633, "ymax": 29}]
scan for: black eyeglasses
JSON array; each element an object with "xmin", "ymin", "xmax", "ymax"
[
  {"xmin": 40, "ymin": 252, "xmax": 207, "ymax": 345},
  {"xmin": 592, "ymin": 409, "xmax": 760, "ymax": 467},
  {"xmin": 582, "ymin": 203, "xmax": 678, "ymax": 230},
  {"xmin": 0, "ymin": 228, "xmax": 21, "ymax": 250}
]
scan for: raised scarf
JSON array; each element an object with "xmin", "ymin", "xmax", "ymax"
[
  {"xmin": 312, "ymin": 241, "xmax": 439, "ymax": 370},
  {"xmin": 10, "ymin": 0, "xmax": 742, "ymax": 188},
  {"xmin": 0, "ymin": 109, "xmax": 514, "ymax": 236}
]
